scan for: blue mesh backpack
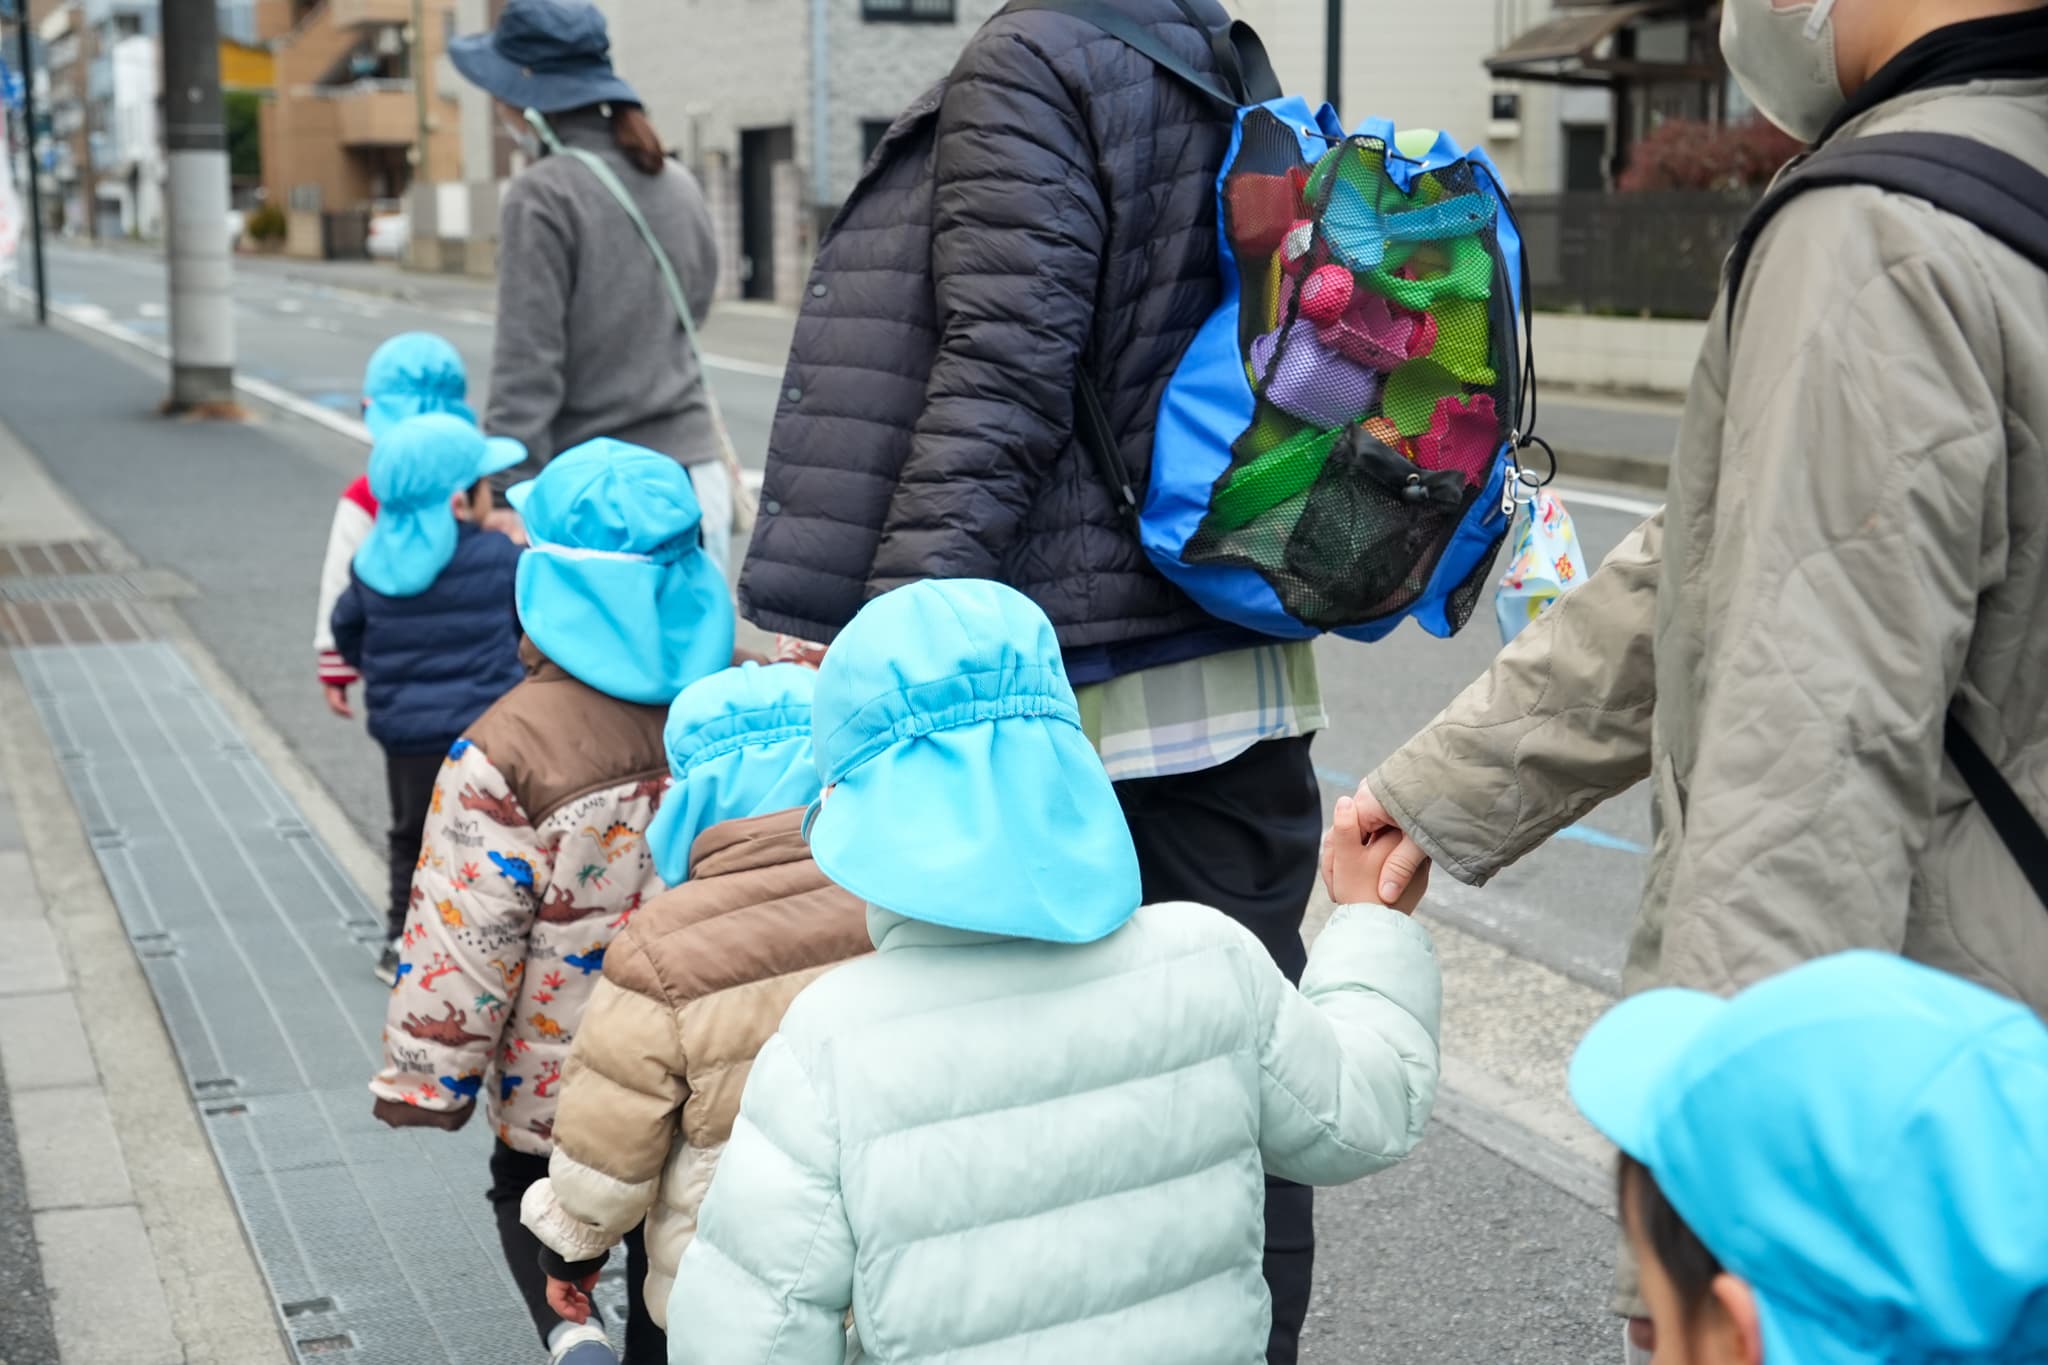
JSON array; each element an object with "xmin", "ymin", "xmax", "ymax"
[{"xmin": 1024, "ymin": 1, "xmax": 1546, "ymax": 642}]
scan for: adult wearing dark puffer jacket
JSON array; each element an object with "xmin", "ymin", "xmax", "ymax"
[{"xmin": 739, "ymin": 3, "xmax": 1327, "ymax": 1359}]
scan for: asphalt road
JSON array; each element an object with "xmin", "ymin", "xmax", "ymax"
[
  {"xmin": 0, "ymin": 262, "xmax": 1657, "ymax": 1359},
  {"xmin": 31, "ymin": 241, "xmax": 1662, "ymax": 991}
]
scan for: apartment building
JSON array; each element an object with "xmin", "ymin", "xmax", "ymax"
[{"xmin": 259, "ymin": 0, "xmax": 461, "ymax": 255}]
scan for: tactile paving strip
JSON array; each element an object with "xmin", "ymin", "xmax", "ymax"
[{"xmin": 15, "ymin": 639, "xmax": 629, "ymax": 1364}]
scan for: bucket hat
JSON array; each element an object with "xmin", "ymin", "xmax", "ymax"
[
  {"xmin": 447, "ymin": 0, "xmax": 638, "ymax": 115},
  {"xmin": 353, "ymin": 414, "xmax": 526, "ymax": 597},
  {"xmin": 645, "ymin": 663, "xmax": 819, "ymax": 885},
  {"xmin": 1570, "ymin": 951, "xmax": 2048, "ymax": 1365},
  {"xmin": 506, "ymin": 439, "xmax": 735, "ymax": 705},
  {"xmin": 362, "ymin": 332, "xmax": 476, "ymax": 438},
  {"xmin": 804, "ymin": 579, "xmax": 1140, "ymax": 944}
]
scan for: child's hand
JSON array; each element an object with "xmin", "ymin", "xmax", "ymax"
[
  {"xmin": 323, "ymin": 683, "xmax": 353, "ymax": 719},
  {"xmin": 1322, "ymin": 795, "xmax": 1430, "ymax": 914},
  {"xmin": 546, "ymin": 1271, "xmax": 600, "ymax": 1325}
]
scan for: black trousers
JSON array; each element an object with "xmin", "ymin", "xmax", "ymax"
[
  {"xmin": 487, "ymin": 1141, "xmax": 665, "ymax": 1362},
  {"xmin": 384, "ymin": 751, "xmax": 443, "ymax": 941},
  {"xmin": 1114, "ymin": 735, "xmax": 1322, "ymax": 1365}
]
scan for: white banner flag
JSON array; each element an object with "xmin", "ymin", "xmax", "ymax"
[{"xmin": 0, "ymin": 139, "xmax": 20, "ymax": 276}]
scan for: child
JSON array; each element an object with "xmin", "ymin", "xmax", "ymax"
[
  {"xmin": 519, "ymin": 661, "xmax": 871, "ymax": 1338},
  {"xmin": 330, "ymin": 412, "xmax": 529, "ymax": 983},
  {"xmin": 368, "ymin": 437, "xmax": 737, "ymax": 1365},
  {"xmin": 315, "ymin": 331, "xmax": 480, "ymax": 714},
  {"xmin": 1569, "ymin": 952, "xmax": 2048, "ymax": 1365},
  {"xmin": 666, "ymin": 578, "xmax": 1441, "ymax": 1363}
]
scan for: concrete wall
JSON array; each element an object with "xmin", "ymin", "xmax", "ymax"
[
  {"xmin": 1234, "ymin": 0, "xmax": 1567, "ymax": 193},
  {"xmin": 1533, "ymin": 312, "xmax": 1705, "ymax": 395}
]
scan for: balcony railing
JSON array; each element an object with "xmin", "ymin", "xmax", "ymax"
[
  {"xmin": 329, "ymin": 83, "xmax": 415, "ymax": 147},
  {"xmin": 330, "ymin": 0, "xmax": 413, "ymax": 28}
]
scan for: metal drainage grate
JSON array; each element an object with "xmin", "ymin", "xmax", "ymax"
[{"xmin": 0, "ymin": 574, "xmax": 148, "ymax": 603}]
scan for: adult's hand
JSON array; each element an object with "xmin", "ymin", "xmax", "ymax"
[
  {"xmin": 322, "ymin": 683, "xmax": 353, "ymax": 719},
  {"xmin": 545, "ymin": 1271, "xmax": 600, "ymax": 1325},
  {"xmin": 1346, "ymin": 780, "xmax": 1430, "ymax": 906}
]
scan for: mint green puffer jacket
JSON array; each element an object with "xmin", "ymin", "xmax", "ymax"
[{"xmin": 666, "ymin": 899, "xmax": 1442, "ymax": 1363}]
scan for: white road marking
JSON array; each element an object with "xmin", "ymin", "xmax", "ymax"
[
  {"xmin": 1547, "ymin": 485, "xmax": 1662, "ymax": 518},
  {"xmin": 701, "ymin": 353, "xmax": 785, "ymax": 380},
  {"xmin": 137, "ymin": 302, "xmax": 166, "ymax": 319}
]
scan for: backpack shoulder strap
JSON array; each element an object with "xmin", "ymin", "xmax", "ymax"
[
  {"xmin": 1947, "ymin": 714, "xmax": 2048, "ymax": 910},
  {"xmin": 1721, "ymin": 129, "xmax": 2048, "ymax": 910},
  {"xmin": 1724, "ymin": 131, "xmax": 2048, "ymax": 340},
  {"xmin": 997, "ymin": 0, "xmax": 1276, "ymax": 110}
]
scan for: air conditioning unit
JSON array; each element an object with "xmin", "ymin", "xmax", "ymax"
[{"xmin": 1488, "ymin": 89, "xmax": 1522, "ymax": 141}]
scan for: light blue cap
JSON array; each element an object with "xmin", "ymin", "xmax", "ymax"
[
  {"xmin": 352, "ymin": 414, "xmax": 526, "ymax": 597},
  {"xmin": 1571, "ymin": 951, "xmax": 2048, "ymax": 1364},
  {"xmin": 505, "ymin": 439, "xmax": 735, "ymax": 706},
  {"xmin": 645, "ymin": 663, "xmax": 819, "ymax": 885},
  {"xmin": 362, "ymin": 332, "xmax": 476, "ymax": 438},
  {"xmin": 805, "ymin": 579, "xmax": 1140, "ymax": 944}
]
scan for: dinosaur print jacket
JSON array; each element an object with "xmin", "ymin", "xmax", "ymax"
[{"xmin": 368, "ymin": 641, "xmax": 671, "ymax": 1155}]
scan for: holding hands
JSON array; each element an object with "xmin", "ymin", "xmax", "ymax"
[{"xmin": 1321, "ymin": 791, "xmax": 1430, "ymax": 914}]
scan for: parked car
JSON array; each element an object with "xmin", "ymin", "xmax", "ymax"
[{"xmin": 367, "ymin": 210, "xmax": 409, "ymax": 260}]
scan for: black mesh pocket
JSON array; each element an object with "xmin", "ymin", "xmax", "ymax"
[
  {"xmin": 1280, "ymin": 428, "xmax": 1470, "ymax": 627},
  {"xmin": 1445, "ymin": 528, "xmax": 1509, "ymax": 634}
]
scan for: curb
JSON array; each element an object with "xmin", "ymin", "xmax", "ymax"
[{"xmin": 1553, "ymin": 448, "xmax": 1670, "ymax": 493}]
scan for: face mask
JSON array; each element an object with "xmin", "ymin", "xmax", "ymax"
[
  {"xmin": 498, "ymin": 116, "xmax": 542, "ymax": 161},
  {"xmin": 1720, "ymin": 0, "xmax": 1845, "ymax": 143}
]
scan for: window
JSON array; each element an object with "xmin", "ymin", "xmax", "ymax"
[
  {"xmin": 1489, "ymin": 92, "xmax": 1521, "ymax": 123},
  {"xmin": 862, "ymin": 0, "xmax": 956, "ymax": 22},
  {"xmin": 861, "ymin": 119, "xmax": 892, "ymax": 166}
]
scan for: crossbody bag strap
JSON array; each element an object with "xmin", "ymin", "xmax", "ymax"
[{"xmin": 540, "ymin": 129, "xmax": 755, "ymax": 518}]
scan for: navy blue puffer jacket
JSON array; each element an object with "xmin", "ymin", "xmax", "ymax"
[
  {"xmin": 331, "ymin": 524, "xmax": 526, "ymax": 755},
  {"xmin": 740, "ymin": 0, "xmax": 1244, "ymax": 662}
]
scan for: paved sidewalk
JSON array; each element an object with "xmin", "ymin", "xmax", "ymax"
[
  {"xmin": 0, "ymin": 336, "xmax": 633, "ymax": 1364},
  {"xmin": 0, "ymin": 427, "xmax": 286, "ymax": 1365}
]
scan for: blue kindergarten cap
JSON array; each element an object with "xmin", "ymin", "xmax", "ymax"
[
  {"xmin": 645, "ymin": 663, "xmax": 820, "ymax": 886},
  {"xmin": 506, "ymin": 439, "xmax": 735, "ymax": 706},
  {"xmin": 362, "ymin": 333, "xmax": 476, "ymax": 438},
  {"xmin": 805, "ymin": 579, "xmax": 1140, "ymax": 944},
  {"xmin": 353, "ymin": 414, "xmax": 526, "ymax": 597},
  {"xmin": 1570, "ymin": 952, "xmax": 2048, "ymax": 1364}
]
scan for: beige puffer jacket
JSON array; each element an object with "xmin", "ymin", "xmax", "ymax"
[
  {"xmin": 1373, "ymin": 80, "xmax": 2048, "ymax": 1014},
  {"xmin": 519, "ymin": 809, "xmax": 871, "ymax": 1327}
]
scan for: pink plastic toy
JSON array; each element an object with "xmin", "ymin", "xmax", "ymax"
[
  {"xmin": 1414, "ymin": 393, "xmax": 1500, "ymax": 486},
  {"xmin": 1298, "ymin": 266, "xmax": 1354, "ymax": 326}
]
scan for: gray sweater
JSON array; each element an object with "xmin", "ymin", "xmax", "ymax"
[{"xmin": 486, "ymin": 110, "xmax": 721, "ymax": 476}]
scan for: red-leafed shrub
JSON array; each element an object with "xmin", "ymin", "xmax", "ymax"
[{"xmin": 1617, "ymin": 118, "xmax": 1802, "ymax": 193}]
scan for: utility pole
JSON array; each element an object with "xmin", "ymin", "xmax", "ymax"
[
  {"xmin": 11, "ymin": 1, "xmax": 46, "ymax": 322},
  {"xmin": 410, "ymin": 0, "xmax": 428, "ymax": 175},
  {"xmin": 161, "ymin": 0, "xmax": 234, "ymax": 411},
  {"xmin": 1325, "ymin": 0, "xmax": 1343, "ymax": 112}
]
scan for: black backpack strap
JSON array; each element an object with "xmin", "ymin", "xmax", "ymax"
[
  {"xmin": 1723, "ymin": 131, "xmax": 2048, "ymax": 909},
  {"xmin": 1724, "ymin": 132, "xmax": 2048, "ymax": 341},
  {"xmin": 1947, "ymin": 714, "xmax": 2048, "ymax": 909},
  {"xmin": 1000, "ymin": 0, "xmax": 1276, "ymax": 520},
  {"xmin": 999, "ymin": 0, "xmax": 1271, "ymax": 112}
]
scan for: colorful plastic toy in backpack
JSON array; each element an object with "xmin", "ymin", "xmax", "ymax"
[{"xmin": 1148, "ymin": 103, "xmax": 1539, "ymax": 642}]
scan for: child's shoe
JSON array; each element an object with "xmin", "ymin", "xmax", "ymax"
[
  {"xmin": 374, "ymin": 941, "xmax": 401, "ymax": 987},
  {"xmin": 547, "ymin": 1322, "xmax": 616, "ymax": 1365}
]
